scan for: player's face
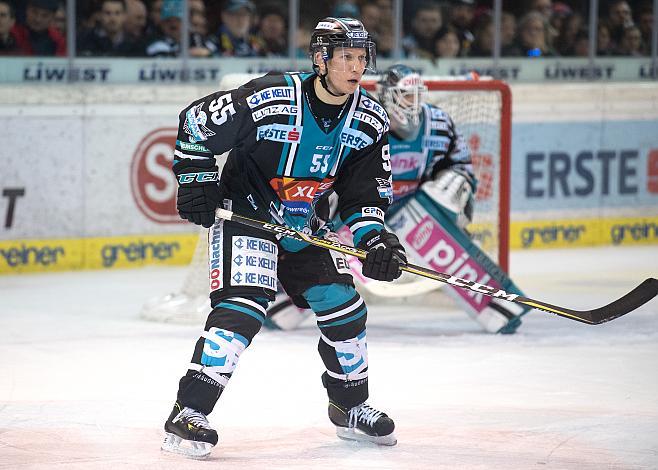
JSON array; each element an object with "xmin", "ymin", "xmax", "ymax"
[{"xmin": 325, "ymin": 47, "xmax": 367, "ymax": 94}]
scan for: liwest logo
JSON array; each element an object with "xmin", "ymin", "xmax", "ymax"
[
  {"xmin": 406, "ymin": 216, "xmax": 499, "ymax": 311},
  {"xmin": 257, "ymin": 124, "xmax": 302, "ymax": 143},
  {"xmin": 100, "ymin": 240, "xmax": 180, "ymax": 267},
  {"xmin": 0, "ymin": 244, "xmax": 64, "ymax": 267},
  {"xmin": 247, "ymin": 87, "xmax": 294, "ymax": 109},
  {"xmin": 130, "ymin": 128, "xmax": 181, "ymax": 223}
]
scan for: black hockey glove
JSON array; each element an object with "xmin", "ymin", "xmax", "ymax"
[
  {"xmin": 173, "ymin": 159, "xmax": 221, "ymax": 228},
  {"xmin": 357, "ymin": 229, "xmax": 407, "ymax": 282}
]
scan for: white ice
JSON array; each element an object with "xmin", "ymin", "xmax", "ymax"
[{"xmin": 1, "ymin": 245, "xmax": 657, "ymax": 469}]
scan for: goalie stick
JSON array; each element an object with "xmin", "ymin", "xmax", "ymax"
[{"xmin": 215, "ymin": 208, "xmax": 658, "ymax": 325}]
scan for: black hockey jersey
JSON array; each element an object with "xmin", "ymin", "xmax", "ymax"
[{"xmin": 173, "ymin": 72, "xmax": 392, "ymax": 250}]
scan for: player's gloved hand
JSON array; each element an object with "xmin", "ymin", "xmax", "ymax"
[
  {"xmin": 422, "ymin": 167, "xmax": 476, "ymax": 229},
  {"xmin": 357, "ymin": 229, "xmax": 407, "ymax": 282},
  {"xmin": 173, "ymin": 159, "xmax": 221, "ymax": 228}
]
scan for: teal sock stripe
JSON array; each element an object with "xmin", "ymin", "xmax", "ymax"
[{"xmin": 216, "ymin": 301, "xmax": 264, "ymax": 324}]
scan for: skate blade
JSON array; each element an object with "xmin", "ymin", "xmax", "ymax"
[
  {"xmin": 161, "ymin": 432, "xmax": 215, "ymax": 459},
  {"xmin": 336, "ymin": 426, "xmax": 397, "ymax": 446}
]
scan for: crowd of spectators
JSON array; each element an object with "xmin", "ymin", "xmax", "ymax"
[{"xmin": 0, "ymin": 0, "xmax": 654, "ymax": 59}]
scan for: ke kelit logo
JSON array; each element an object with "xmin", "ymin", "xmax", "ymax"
[
  {"xmin": 247, "ymin": 86, "xmax": 294, "ymax": 109},
  {"xmin": 406, "ymin": 215, "xmax": 499, "ymax": 312},
  {"xmin": 131, "ymin": 127, "xmax": 182, "ymax": 223},
  {"xmin": 469, "ymin": 134, "xmax": 494, "ymax": 201}
]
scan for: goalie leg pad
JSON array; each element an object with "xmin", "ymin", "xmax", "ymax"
[
  {"xmin": 387, "ymin": 192, "xmax": 530, "ymax": 333},
  {"xmin": 304, "ymin": 283, "xmax": 369, "ymax": 409}
]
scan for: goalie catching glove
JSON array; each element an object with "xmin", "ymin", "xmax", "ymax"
[
  {"xmin": 174, "ymin": 159, "xmax": 221, "ymax": 228},
  {"xmin": 357, "ymin": 229, "xmax": 407, "ymax": 282},
  {"xmin": 422, "ymin": 168, "xmax": 475, "ymax": 229}
]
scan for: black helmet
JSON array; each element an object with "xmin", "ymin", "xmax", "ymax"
[{"xmin": 309, "ymin": 17, "xmax": 377, "ymax": 73}]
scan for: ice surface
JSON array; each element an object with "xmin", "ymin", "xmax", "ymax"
[{"xmin": 0, "ymin": 246, "xmax": 657, "ymax": 469}]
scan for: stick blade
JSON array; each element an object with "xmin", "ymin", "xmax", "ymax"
[
  {"xmin": 519, "ymin": 278, "xmax": 658, "ymax": 325},
  {"xmin": 586, "ymin": 278, "xmax": 658, "ymax": 324}
]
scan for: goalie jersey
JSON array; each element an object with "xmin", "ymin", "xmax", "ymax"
[
  {"xmin": 174, "ymin": 71, "xmax": 392, "ymax": 248},
  {"xmin": 388, "ymin": 102, "xmax": 472, "ymax": 201}
]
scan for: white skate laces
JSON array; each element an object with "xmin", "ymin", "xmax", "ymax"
[
  {"xmin": 348, "ymin": 403, "xmax": 383, "ymax": 429},
  {"xmin": 173, "ymin": 407, "xmax": 212, "ymax": 429}
]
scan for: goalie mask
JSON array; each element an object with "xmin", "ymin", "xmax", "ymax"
[
  {"xmin": 377, "ymin": 64, "xmax": 428, "ymax": 138},
  {"xmin": 310, "ymin": 17, "xmax": 376, "ymax": 95}
]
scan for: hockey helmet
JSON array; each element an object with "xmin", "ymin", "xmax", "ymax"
[
  {"xmin": 377, "ymin": 64, "xmax": 428, "ymax": 131},
  {"xmin": 309, "ymin": 17, "xmax": 377, "ymax": 73}
]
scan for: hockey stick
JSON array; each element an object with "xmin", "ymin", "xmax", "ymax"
[{"xmin": 215, "ymin": 208, "xmax": 658, "ymax": 325}]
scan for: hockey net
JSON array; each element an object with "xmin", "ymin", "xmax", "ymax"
[{"xmin": 140, "ymin": 76, "xmax": 511, "ymax": 323}]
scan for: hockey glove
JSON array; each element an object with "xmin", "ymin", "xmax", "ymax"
[
  {"xmin": 422, "ymin": 168, "xmax": 475, "ymax": 229},
  {"xmin": 357, "ymin": 230, "xmax": 407, "ymax": 282},
  {"xmin": 173, "ymin": 159, "xmax": 221, "ymax": 228}
]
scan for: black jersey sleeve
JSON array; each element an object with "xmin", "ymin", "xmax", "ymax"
[
  {"xmin": 172, "ymin": 73, "xmax": 291, "ymax": 165},
  {"xmin": 334, "ymin": 130, "xmax": 393, "ymax": 247}
]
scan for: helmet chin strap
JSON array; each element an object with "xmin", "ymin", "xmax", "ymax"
[{"xmin": 319, "ymin": 67, "xmax": 347, "ymax": 97}]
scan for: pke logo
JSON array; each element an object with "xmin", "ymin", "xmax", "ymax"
[{"xmin": 130, "ymin": 128, "xmax": 182, "ymax": 224}]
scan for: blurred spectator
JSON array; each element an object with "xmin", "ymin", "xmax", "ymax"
[
  {"xmin": 449, "ymin": 0, "xmax": 475, "ymax": 55},
  {"xmin": 216, "ymin": 0, "xmax": 263, "ymax": 57},
  {"xmin": 597, "ymin": 21, "xmax": 614, "ymax": 55},
  {"xmin": 501, "ymin": 11, "xmax": 520, "ymax": 56},
  {"xmin": 12, "ymin": 0, "xmax": 67, "ymax": 56},
  {"xmin": 0, "ymin": 0, "xmax": 19, "ymax": 55},
  {"xmin": 332, "ymin": 2, "xmax": 359, "ymax": 18},
  {"xmin": 402, "ymin": 1, "xmax": 443, "ymax": 59},
  {"xmin": 615, "ymin": 23, "xmax": 642, "ymax": 55},
  {"xmin": 529, "ymin": 0, "xmax": 558, "ymax": 46},
  {"xmin": 570, "ymin": 27, "xmax": 589, "ymax": 56},
  {"xmin": 377, "ymin": 26, "xmax": 393, "ymax": 57},
  {"xmin": 145, "ymin": 0, "xmax": 182, "ymax": 56},
  {"xmin": 145, "ymin": 0, "xmax": 163, "ymax": 37},
  {"xmin": 516, "ymin": 11, "xmax": 557, "ymax": 57},
  {"xmin": 124, "ymin": 0, "xmax": 147, "ymax": 40},
  {"xmin": 434, "ymin": 25, "xmax": 461, "ymax": 58},
  {"xmin": 295, "ymin": 18, "xmax": 312, "ymax": 58},
  {"xmin": 52, "ymin": 1, "xmax": 66, "ymax": 36},
  {"xmin": 257, "ymin": 4, "xmax": 287, "ymax": 57},
  {"xmin": 468, "ymin": 13, "xmax": 492, "ymax": 57},
  {"xmin": 555, "ymin": 12, "xmax": 583, "ymax": 55},
  {"xmin": 549, "ymin": 1, "xmax": 571, "ymax": 36},
  {"xmin": 78, "ymin": 0, "xmax": 141, "ymax": 56},
  {"xmin": 606, "ymin": 0, "xmax": 633, "ymax": 46},
  {"xmin": 189, "ymin": 0, "xmax": 219, "ymax": 57},
  {"xmin": 636, "ymin": 5, "xmax": 653, "ymax": 55}
]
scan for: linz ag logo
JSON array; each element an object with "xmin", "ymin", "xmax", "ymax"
[{"xmin": 130, "ymin": 127, "xmax": 182, "ymax": 223}]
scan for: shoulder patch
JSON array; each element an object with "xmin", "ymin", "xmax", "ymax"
[{"xmin": 247, "ymin": 86, "xmax": 295, "ymax": 109}]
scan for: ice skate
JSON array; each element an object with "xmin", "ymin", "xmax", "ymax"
[
  {"xmin": 161, "ymin": 403, "xmax": 218, "ymax": 459},
  {"xmin": 328, "ymin": 401, "xmax": 397, "ymax": 446}
]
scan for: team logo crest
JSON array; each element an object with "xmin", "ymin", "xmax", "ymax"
[{"xmin": 183, "ymin": 103, "xmax": 216, "ymax": 142}]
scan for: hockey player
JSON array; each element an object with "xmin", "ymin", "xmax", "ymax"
[
  {"xmin": 375, "ymin": 64, "xmax": 529, "ymax": 334},
  {"xmin": 162, "ymin": 18, "xmax": 404, "ymax": 458},
  {"xmin": 266, "ymin": 65, "xmax": 529, "ymax": 334}
]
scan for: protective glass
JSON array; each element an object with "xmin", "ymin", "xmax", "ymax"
[{"xmin": 315, "ymin": 41, "xmax": 377, "ymax": 73}]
